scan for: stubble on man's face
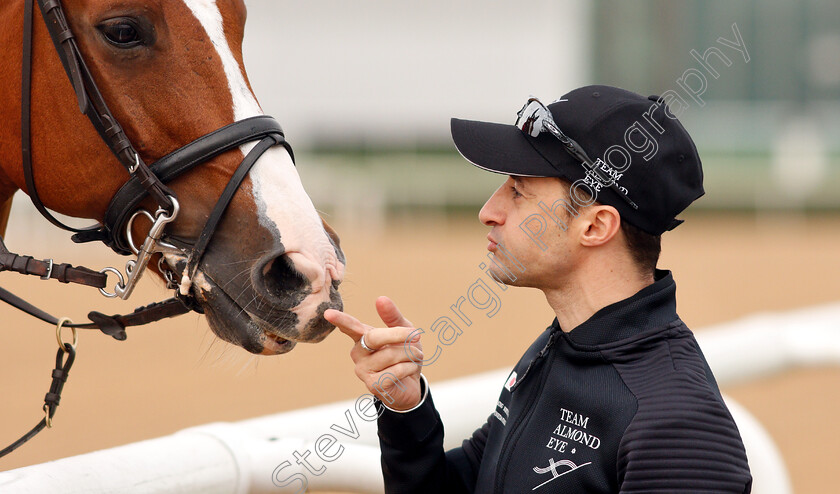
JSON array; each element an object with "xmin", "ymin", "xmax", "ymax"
[{"xmin": 481, "ymin": 176, "xmax": 582, "ymax": 291}]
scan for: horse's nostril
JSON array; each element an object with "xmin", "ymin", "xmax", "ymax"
[{"xmin": 262, "ymin": 254, "xmax": 309, "ymax": 302}]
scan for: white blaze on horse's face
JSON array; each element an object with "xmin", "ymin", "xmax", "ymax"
[{"xmin": 179, "ymin": 0, "xmax": 345, "ymax": 354}]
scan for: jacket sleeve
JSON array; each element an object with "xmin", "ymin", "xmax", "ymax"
[
  {"xmin": 377, "ymin": 388, "xmax": 491, "ymax": 494},
  {"xmin": 616, "ymin": 413, "xmax": 753, "ymax": 494}
]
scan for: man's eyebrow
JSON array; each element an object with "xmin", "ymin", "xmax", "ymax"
[{"xmin": 511, "ymin": 176, "xmax": 529, "ymax": 189}]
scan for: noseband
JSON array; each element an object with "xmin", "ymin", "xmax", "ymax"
[{"xmin": 0, "ymin": 0, "xmax": 296, "ymax": 457}]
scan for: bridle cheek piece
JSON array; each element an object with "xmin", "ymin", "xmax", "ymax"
[{"xmin": 0, "ymin": 0, "xmax": 296, "ymax": 458}]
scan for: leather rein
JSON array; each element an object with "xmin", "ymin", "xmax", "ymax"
[{"xmin": 1, "ymin": 0, "xmax": 295, "ymax": 458}]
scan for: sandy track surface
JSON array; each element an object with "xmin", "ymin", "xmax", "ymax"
[{"xmin": 1, "ymin": 212, "xmax": 838, "ymax": 493}]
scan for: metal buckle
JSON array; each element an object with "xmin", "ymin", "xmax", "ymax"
[
  {"xmin": 40, "ymin": 258, "xmax": 54, "ymax": 280},
  {"xmin": 98, "ymin": 196, "xmax": 180, "ymax": 300},
  {"xmin": 128, "ymin": 152, "xmax": 140, "ymax": 174}
]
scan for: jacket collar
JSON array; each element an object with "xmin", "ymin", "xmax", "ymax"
[{"xmin": 552, "ymin": 269, "xmax": 680, "ymax": 347}]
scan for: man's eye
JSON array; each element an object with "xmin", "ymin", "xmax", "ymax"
[{"xmin": 511, "ymin": 186, "xmax": 522, "ymax": 198}]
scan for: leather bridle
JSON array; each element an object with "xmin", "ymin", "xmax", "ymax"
[
  {"xmin": 1, "ymin": 0, "xmax": 296, "ymax": 458},
  {"xmin": 15, "ymin": 0, "xmax": 296, "ymax": 321},
  {"xmin": 24, "ymin": 0, "xmax": 294, "ymax": 297}
]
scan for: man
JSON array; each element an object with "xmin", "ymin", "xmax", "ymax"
[{"xmin": 325, "ymin": 85, "xmax": 752, "ymax": 493}]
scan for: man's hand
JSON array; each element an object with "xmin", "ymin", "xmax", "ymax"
[{"xmin": 325, "ymin": 296, "xmax": 424, "ymax": 411}]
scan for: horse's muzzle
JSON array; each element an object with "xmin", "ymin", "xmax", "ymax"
[{"xmin": 188, "ymin": 237, "xmax": 344, "ymax": 355}]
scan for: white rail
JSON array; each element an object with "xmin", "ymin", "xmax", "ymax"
[{"xmin": 4, "ymin": 303, "xmax": 838, "ymax": 493}]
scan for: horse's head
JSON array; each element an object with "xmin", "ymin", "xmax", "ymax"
[{"xmin": 4, "ymin": 0, "xmax": 344, "ymax": 354}]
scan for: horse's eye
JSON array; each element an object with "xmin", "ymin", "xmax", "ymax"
[{"xmin": 98, "ymin": 19, "xmax": 144, "ymax": 48}]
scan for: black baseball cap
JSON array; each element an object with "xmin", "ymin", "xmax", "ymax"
[{"xmin": 451, "ymin": 85, "xmax": 704, "ymax": 235}]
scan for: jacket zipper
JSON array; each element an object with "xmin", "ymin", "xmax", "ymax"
[
  {"xmin": 510, "ymin": 329, "xmax": 559, "ymax": 393},
  {"xmin": 494, "ymin": 330, "xmax": 559, "ymax": 492}
]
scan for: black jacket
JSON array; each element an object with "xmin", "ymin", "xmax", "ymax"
[{"xmin": 377, "ymin": 270, "xmax": 752, "ymax": 493}]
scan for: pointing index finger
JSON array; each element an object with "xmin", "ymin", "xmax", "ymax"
[{"xmin": 324, "ymin": 309, "xmax": 370, "ymax": 341}]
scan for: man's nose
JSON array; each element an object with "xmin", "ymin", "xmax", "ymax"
[{"xmin": 479, "ymin": 189, "xmax": 505, "ymax": 226}]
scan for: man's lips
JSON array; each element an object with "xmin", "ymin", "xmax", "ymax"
[{"xmin": 486, "ymin": 234, "xmax": 498, "ymax": 251}]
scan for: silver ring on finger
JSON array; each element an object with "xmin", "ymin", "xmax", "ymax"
[{"xmin": 360, "ymin": 333, "xmax": 376, "ymax": 353}]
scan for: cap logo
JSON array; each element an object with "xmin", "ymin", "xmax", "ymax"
[{"xmin": 582, "ymin": 160, "xmax": 629, "ymax": 195}]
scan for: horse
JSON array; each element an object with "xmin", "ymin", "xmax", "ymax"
[{"xmin": 0, "ymin": 0, "xmax": 346, "ymax": 356}]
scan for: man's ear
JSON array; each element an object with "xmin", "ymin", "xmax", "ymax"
[{"xmin": 579, "ymin": 205, "xmax": 622, "ymax": 247}]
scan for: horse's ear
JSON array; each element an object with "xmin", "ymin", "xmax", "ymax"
[
  {"xmin": 322, "ymin": 218, "xmax": 341, "ymax": 249},
  {"xmin": 0, "ymin": 197, "xmax": 12, "ymax": 238}
]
